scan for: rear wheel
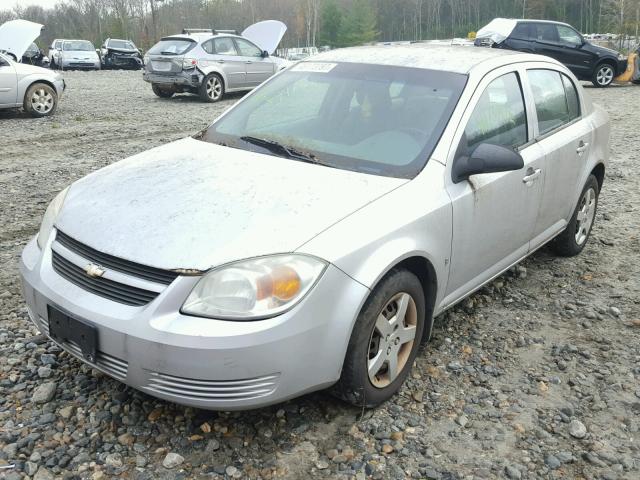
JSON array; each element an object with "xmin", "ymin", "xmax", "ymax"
[
  {"xmin": 332, "ymin": 269, "xmax": 426, "ymax": 407},
  {"xmin": 592, "ymin": 63, "xmax": 615, "ymax": 87},
  {"xmin": 23, "ymin": 83, "xmax": 57, "ymax": 117},
  {"xmin": 199, "ymin": 73, "xmax": 224, "ymax": 102},
  {"xmin": 552, "ymin": 175, "xmax": 599, "ymax": 256},
  {"xmin": 151, "ymin": 84, "xmax": 174, "ymax": 98}
]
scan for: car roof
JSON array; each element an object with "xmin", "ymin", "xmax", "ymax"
[
  {"xmin": 163, "ymin": 32, "xmax": 240, "ymax": 43},
  {"xmin": 514, "ymin": 18, "xmax": 574, "ymax": 28},
  {"xmin": 305, "ymin": 44, "xmax": 547, "ymax": 75}
]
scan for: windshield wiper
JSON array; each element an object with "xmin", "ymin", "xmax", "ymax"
[
  {"xmin": 240, "ymin": 136, "xmax": 320, "ymax": 165},
  {"xmin": 160, "ymin": 51, "xmax": 177, "ymax": 55}
]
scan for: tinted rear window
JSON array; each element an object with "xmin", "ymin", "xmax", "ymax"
[{"xmin": 148, "ymin": 39, "xmax": 195, "ymax": 55}]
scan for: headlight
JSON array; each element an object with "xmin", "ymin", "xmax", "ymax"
[
  {"xmin": 37, "ymin": 187, "xmax": 69, "ymax": 249},
  {"xmin": 182, "ymin": 254, "xmax": 327, "ymax": 320}
]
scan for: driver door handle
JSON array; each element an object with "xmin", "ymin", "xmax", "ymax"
[
  {"xmin": 245, "ymin": 61, "xmax": 253, "ymax": 64},
  {"xmin": 522, "ymin": 168, "xmax": 542, "ymax": 185},
  {"xmin": 576, "ymin": 141, "xmax": 589, "ymax": 155}
]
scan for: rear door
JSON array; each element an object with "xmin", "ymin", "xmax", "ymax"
[
  {"xmin": 233, "ymin": 37, "xmax": 274, "ymax": 87},
  {"xmin": 532, "ymin": 23, "xmax": 564, "ymax": 60},
  {"xmin": 210, "ymin": 37, "xmax": 246, "ymax": 89},
  {"xmin": 0, "ymin": 55, "xmax": 17, "ymax": 106},
  {"xmin": 525, "ymin": 68, "xmax": 593, "ymax": 249}
]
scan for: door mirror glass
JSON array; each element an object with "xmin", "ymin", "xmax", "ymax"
[{"xmin": 452, "ymin": 143, "xmax": 524, "ymax": 183}]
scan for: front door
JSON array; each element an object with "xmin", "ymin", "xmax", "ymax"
[
  {"xmin": 553, "ymin": 25, "xmax": 593, "ymax": 79},
  {"xmin": 233, "ymin": 38, "xmax": 274, "ymax": 87},
  {"xmin": 443, "ymin": 69, "xmax": 545, "ymax": 307},
  {"xmin": 0, "ymin": 56, "xmax": 17, "ymax": 106}
]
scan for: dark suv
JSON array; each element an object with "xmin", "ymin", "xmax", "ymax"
[{"xmin": 475, "ymin": 19, "xmax": 627, "ymax": 87}]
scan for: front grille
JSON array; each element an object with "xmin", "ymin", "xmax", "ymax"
[
  {"xmin": 56, "ymin": 231, "xmax": 178, "ymax": 285},
  {"xmin": 145, "ymin": 371, "xmax": 280, "ymax": 402},
  {"xmin": 52, "ymin": 250, "xmax": 159, "ymax": 306}
]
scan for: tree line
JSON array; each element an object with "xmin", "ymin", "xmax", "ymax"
[{"xmin": 1, "ymin": 0, "xmax": 638, "ymax": 51}]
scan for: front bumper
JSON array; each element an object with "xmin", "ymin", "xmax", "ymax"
[
  {"xmin": 60, "ymin": 59, "xmax": 100, "ymax": 70},
  {"xmin": 616, "ymin": 58, "xmax": 628, "ymax": 76},
  {"xmin": 20, "ymin": 234, "xmax": 369, "ymax": 410},
  {"xmin": 142, "ymin": 69, "xmax": 202, "ymax": 88}
]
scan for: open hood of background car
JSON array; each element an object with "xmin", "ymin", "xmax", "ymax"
[
  {"xmin": 475, "ymin": 18, "xmax": 517, "ymax": 44},
  {"xmin": 242, "ymin": 20, "xmax": 287, "ymax": 55},
  {"xmin": 0, "ymin": 19, "xmax": 43, "ymax": 60}
]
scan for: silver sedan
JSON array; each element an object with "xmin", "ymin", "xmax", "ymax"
[{"xmin": 20, "ymin": 44, "xmax": 609, "ymax": 409}]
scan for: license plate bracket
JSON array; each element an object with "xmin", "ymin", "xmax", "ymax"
[{"xmin": 47, "ymin": 306, "xmax": 98, "ymax": 362}]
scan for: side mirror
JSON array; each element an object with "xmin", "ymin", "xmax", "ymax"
[
  {"xmin": 261, "ymin": 50, "xmax": 269, "ymax": 58},
  {"xmin": 452, "ymin": 143, "xmax": 524, "ymax": 184}
]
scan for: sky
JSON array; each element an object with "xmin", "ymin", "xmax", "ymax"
[{"xmin": 6, "ymin": 0, "xmax": 60, "ymax": 9}]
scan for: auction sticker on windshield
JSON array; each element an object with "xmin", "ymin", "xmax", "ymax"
[{"xmin": 291, "ymin": 62, "xmax": 337, "ymax": 73}]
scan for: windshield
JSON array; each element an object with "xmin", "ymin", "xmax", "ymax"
[
  {"xmin": 108, "ymin": 39, "xmax": 136, "ymax": 50},
  {"xmin": 201, "ymin": 62, "xmax": 466, "ymax": 178},
  {"xmin": 148, "ymin": 39, "xmax": 194, "ymax": 55},
  {"xmin": 63, "ymin": 40, "xmax": 94, "ymax": 51}
]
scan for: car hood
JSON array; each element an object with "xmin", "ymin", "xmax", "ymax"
[
  {"xmin": 55, "ymin": 138, "xmax": 406, "ymax": 272},
  {"xmin": 242, "ymin": 20, "xmax": 287, "ymax": 55},
  {"xmin": 585, "ymin": 42, "xmax": 621, "ymax": 57},
  {"xmin": 62, "ymin": 50, "xmax": 98, "ymax": 57},
  {"xmin": 0, "ymin": 19, "xmax": 43, "ymax": 60}
]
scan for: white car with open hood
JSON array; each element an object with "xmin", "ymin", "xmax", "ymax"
[
  {"xmin": 0, "ymin": 20, "xmax": 65, "ymax": 117},
  {"xmin": 143, "ymin": 20, "xmax": 290, "ymax": 102}
]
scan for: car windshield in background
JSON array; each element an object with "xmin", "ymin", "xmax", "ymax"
[
  {"xmin": 109, "ymin": 40, "xmax": 135, "ymax": 50},
  {"xmin": 148, "ymin": 39, "xmax": 194, "ymax": 55},
  {"xmin": 63, "ymin": 41, "xmax": 94, "ymax": 51},
  {"xmin": 202, "ymin": 62, "xmax": 467, "ymax": 178}
]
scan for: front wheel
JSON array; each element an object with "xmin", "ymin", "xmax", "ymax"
[
  {"xmin": 24, "ymin": 83, "xmax": 58, "ymax": 117},
  {"xmin": 592, "ymin": 63, "xmax": 615, "ymax": 88},
  {"xmin": 332, "ymin": 269, "xmax": 426, "ymax": 407},
  {"xmin": 199, "ymin": 73, "xmax": 224, "ymax": 102},
  {"xmin": 552, "ymin": 175, "xmax": 599, "ymax": 256}
]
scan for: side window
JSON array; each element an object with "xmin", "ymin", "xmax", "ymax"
[
  {"xmin": 54, "ymin": 41, "xmax": 62, "ymax": 49},
  {"xmin": 561, "ymin": 74, "xmax": 580, "ymax": 120},
  {"xmin": 463, "ymin": 72, "xmax": 528, "ymax": 153},
  {"xmin": 234, "ymin": 38, "xmax": 262, "ymax": 57},
  {"xmin": 202, "ymin": 40, "xmax": 215, "ymax": 54},
  {"xmin": 534, "ymin": 23, "xmax": 559, "ymax": 43},
  {"xmin": 511, "ymin": 23, "xmax": 533, "ymax": 40},
  {"xmin": 557, "ymin": 25, "xmax": 582, "ymax": 46},
  {"xmin": 528, "ymin": 69, "xmax": 577, "ymax": 135},
  {"xmin": 213, "ymin": 37, "xmax": 237, "ymax": 56}
]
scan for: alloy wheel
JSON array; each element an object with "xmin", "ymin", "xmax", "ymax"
[
  {"xmin": 596, "ymin": 65, "xmax": 614, "ymax": 86},
  {"xmin": 30, "ymin": 88, "xmax": 54, "ymax": 114},
  {"xmin": 575, "ymin": 187, "xmax": 596, "ymax": 245},
  {"xmin": 367, "ymin": 292, "xmax": 417, "ymax": 388},
  {"xmin": 206, "ymin": 76, "xmax": 222, "ymax": 100}
]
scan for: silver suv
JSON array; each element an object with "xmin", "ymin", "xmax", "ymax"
[{"xmin": 143, "ymin": 23, "xmax": 288, "ymax": 102}]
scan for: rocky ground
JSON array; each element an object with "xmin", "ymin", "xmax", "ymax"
[{"xmin": 0, "ymin": 70, "xmax": 639, "ymax": 480}]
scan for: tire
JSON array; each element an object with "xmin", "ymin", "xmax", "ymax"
[
  {"xmin": 591, "ymin": 62, "xmax": 615, "ymax": 88},
  {"xmin": 632, "ymin": 79, "xmax": 640, "ymax": 85},
  {"xmin": 199, "ymin": 73, "xmax": 224, "ymax": 102},
  {"xmin": 332, "ymin": 269, "xmax": 427, "ymax": 407},
  {"xmin": 23, "ymin": 82, "xmax": 58, "ymax": 117},
  {"xmin": 551, "ymin": 174, "xmax": 599, "ymax": 257},
  {"xmin": 151, "ymin": 84, "xmax": 174, "ymax": 98}
]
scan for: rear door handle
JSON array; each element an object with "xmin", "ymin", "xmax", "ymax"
[
  {"xmin": 522, "ymin": 168, "xmax": 542, "ymax": 185},
  {"xmin": 216, "ymin": 60, "xmax": 225, "ymax": 64},
  {"xmin": 245, "ymin": 61, "xmax": 253, "ymax": 64}
]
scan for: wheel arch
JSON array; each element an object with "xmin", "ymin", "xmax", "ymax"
[
  {"xmin": 366, "ymin": 254, "xmax": 439, "ymax": 342},
  {"xmin": 23, "ymin": 78, "xmax": 58, "ymax": 103},
  {"xmin": 199, "ymin": 66, "xmax": 227, "ymax": 88},
  {"xmin": 591, "ymin": 163, "xmax": 605, "ymax": 191}
]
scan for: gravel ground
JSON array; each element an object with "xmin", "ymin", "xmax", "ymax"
[{"xmin": 0, "ymin": 70, "xmax": 639, "ymax": 480}]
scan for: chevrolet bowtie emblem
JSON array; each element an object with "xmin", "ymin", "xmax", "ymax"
[{"xmin": 85, "ymin": 263, "xmax": 106, "ymax": 278}]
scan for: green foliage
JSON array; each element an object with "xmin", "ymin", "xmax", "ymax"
[{"xmin": 320, "ymin": 0, "xmax": 379, "ymax": 48}]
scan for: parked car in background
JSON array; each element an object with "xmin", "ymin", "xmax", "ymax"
[
  {"xmin": 143, "ymin": 20, "xmax": 289, "ymax": 102},
  {"xmin": 475, "ymin": 18, "xmax": 627, "ymax": 87},
  {"xmin": 51, "ymin": 39, "xmax": 100, "ymax": 70},
  {"xmin": 48, "ymin": 38, "xmax": 65, "ymax": 68},
  {"xmin": 21, "ymin": 44, "xmax": 608, "ymax": 410},
  {"xmin": 22, "ymin": 42, "xmax": 49, "ymax": 67},
  {"xmin": 100, "ymin": 38, "xmax": 143, "ymax": 70},
  {"xmin": 0, "ymin": 52, "xmax": 65, "ymax": 117}
]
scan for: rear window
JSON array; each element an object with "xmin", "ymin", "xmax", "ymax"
[{"xmin": 148, "ymin": 39, "xmax": 195, "ymax": 55}]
